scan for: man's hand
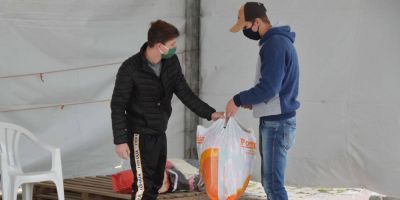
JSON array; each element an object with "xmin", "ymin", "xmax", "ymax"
[
  {"xmin": 225, "ymin": 99, "xmax": 238, "ymax": 117},
  {"xmin": 211, "ymin": 112, "xmax": 225, "ymax": 121},
  {"xmin": 242, "ymin": 104, "xmax": 252, "ymax": 110},
  {"xmin": 115, "ymin": 143, "xmax": 130, "ymax": 160}
]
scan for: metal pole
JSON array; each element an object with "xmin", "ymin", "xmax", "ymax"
[{"xmin": 184, "ymin": 0, "xmax": 201, "ymax": 159}]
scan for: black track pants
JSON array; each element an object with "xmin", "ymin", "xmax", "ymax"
[{"xmin": 128, "ymin": 133, "xmax": 167, "ymax": 200}]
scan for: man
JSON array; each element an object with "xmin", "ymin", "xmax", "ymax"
[
  {"xmin": 225, "ymin": 2, "xmax": 300, "ymax": 200},
  {"xmin": 111, "ymin": 20, "xmax": 224, "ymax": 200}
]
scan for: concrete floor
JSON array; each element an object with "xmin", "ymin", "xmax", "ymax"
[
  {"xmin": 1, "ymin": 184, "xmax": 397, "ymax": 200},
  {"xmin": 244, "ymin": 181, "xmax": 381, "ymax": 200}
]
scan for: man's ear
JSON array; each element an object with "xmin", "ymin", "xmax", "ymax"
[
  {"xmin": 255, "ymin": 18, "xmax": 262, "ymax": 26},
  {"xmin": 251, "ymin": 19, "xmax": 261, "ymax": 32},
  {"xmin": 156, "ymin": 42, "xmax": 163, "ymax": 51}
]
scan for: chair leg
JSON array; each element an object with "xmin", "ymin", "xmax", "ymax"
[
  {"xmin": 1, "ymin": 179, "xmax": 10, "ymax": 200},
  {"xmin": 22, "ymin": 183, "xmax": 34, "ymax": 200},
  {"xmin": 11, "ymin": 184, "xmax": 19, "ymax": 200},
  {"xmin": 1, "ymin": 190, "xmax": 9, "ymax": 200},
  {"xmin": 55, "ymin": 179, "xmax": 65, "ymax": 200}
]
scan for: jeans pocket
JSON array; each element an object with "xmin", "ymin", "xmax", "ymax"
[
  {"xmin": 283, "ymin": 118, "xmax": 296, "ymax": 150},
  {"xmin": 261, "ymin": 120, "xmax": 280, "ymax": 130}
]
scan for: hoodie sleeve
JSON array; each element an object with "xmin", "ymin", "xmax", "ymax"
[{"xmin": 233, "ymin": 38, "xmax": 286, "ymax": 107}]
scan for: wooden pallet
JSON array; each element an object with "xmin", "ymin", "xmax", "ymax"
[{"xmin": 33, "ymin": 175, "xmax": 208, "ymax": 200}]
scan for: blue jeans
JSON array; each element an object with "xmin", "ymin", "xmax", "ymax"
[{"xmin": 259, "ymin": 117, "xmax": 296, "ymax": 200}]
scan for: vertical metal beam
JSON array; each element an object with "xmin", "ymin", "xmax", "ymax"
[{"xmin": 184, "ymin": 0, "xmax": 201, "ymax": 159}]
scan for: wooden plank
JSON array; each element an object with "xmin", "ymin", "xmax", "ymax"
[
  {"xmin": 35, "ymin": 182, "xmax": 130, "ymax": 199},
  {"xmin": 35, "ymin": 193, "xmax": 89, "ymax": 200},
  {"xmin": 157, "ymin": 191, "xmax": 208, "ymax": 200},
  {"xmin": 81, "ymin": 176, "xmax": 112, "ymax": 184},
  {"xmin": 33, "ymin": 175, "xmax": 210, "ymax": 200},
  {"xmin": 69, "ymin": 177, "xmax": 112, "ymax": 187},
  {"xmin": 81, "ymin": 193, "xmax": 89, "ymax": 200},
  {"xmin": 35, "ymin": 194, "xmax": 60, "ymax": 200},
  {"xmin": 64, "ymin": 179, "xmax": 111, "ymax": 190},
  {"xmin": 64, "ymin": 185, "xmax": 130, "ymax": 199}
]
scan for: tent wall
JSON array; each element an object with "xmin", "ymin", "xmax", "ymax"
[
  {"xmin": 1, "ymin": 0, "xmax": 400, "ymax": 198},
  {"xmin": 200, "ymin": 0, "xmax": 400, "ymax": 197},
  {"xmin": 0, "ymin": 0, "xmax": 187, "ymax": 178}
]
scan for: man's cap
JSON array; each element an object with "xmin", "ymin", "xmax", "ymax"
[{"xmin": 230, "ymin": 2, "xmax": 267, "ymax": 33}]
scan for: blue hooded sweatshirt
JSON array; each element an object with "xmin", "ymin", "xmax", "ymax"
[{"xmin": 233, "ymin": 26, "xmax": 300, "ymax": 120}]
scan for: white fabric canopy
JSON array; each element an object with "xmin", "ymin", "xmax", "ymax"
[
  {"xmin": 200, "ymin": 0, "xmax": 400, "ymax": 197},
  {"xmin": 1, "ymin": 0, "xmax": 400, "ymax": 197},
  {"xmin": 0, "ymin": 0, "xmax": 187, "ymax": 178}
]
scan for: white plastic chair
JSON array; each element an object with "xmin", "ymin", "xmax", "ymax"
[{"xmin": 0, "ymin": 122, "xmax": 64, "ymax": 200}]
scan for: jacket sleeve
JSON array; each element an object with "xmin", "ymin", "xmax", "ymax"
[
  {"xmin": 173, "ymin": 58, "xmax": 216, "ymax": 120},
  {"xmin": 233, "ymin": 39, "xmax": 286, "ymax": 107},
  {"xmin": 110, "ymin": 61, "xmax": 133, "ymax": 145}
]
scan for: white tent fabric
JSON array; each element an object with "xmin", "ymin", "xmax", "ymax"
[
  {"xmin": 200, "ymin": 0, "xmax": 400, "ymax": 197},
  {"xmin": 0, "ymin": 0, "xmax": 187, "ymax": 178},
  {"xmin": 1, "ymin": 0, "xmax": 400, "ymax": 198}
]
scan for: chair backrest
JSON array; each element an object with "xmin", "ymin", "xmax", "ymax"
[{"xmin": 0, "ymin": 122, "xmax": 39, "ymax": 172}]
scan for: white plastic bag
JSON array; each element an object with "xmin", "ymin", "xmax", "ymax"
[{"xmin": 197, "ymin": 118, "xmax": 256, "ymax": 200}]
